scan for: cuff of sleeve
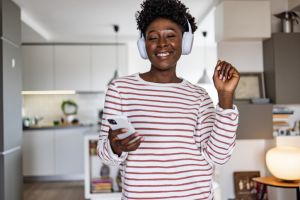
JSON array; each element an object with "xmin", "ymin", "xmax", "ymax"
[
  {"xmin": 107, "ymin": 141, "xmax": 128, "ymax": 162},
  {"xmin": 216, "ymin": 104, "xmax": 239, "ymax": 116}
]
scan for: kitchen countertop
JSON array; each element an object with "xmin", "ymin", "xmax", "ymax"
[{"xmin": 23, "ymin": 123, "xmax": 96, "ymax": 131}]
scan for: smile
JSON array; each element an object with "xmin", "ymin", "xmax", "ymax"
[{"xmin": 156, "ymin": 52, "xmax": 170, "ymax": 57}]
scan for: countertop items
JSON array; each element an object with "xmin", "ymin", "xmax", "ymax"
[{"xmin": 23, "ymin": 123, "xmax": 95, "ymax": 131}]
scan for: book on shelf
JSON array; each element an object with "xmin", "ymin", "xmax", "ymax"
[
  {"xmin": 272, "ymin": 111, "xmax": 291, "ymax": 127},
  {"xmin": 272, "ymin": 113, "xmax": 292, "ymax": 118},
  {"xmin": 91, "ymin": 177, "xmax": 113, "ymax": 193},
  {"xmin": 272, "ymin": 107, "xmax": 294, "ymax": 115},
  {"xmin": 273, "ymin": 121, "xmax": 289, "ymax": 126},
  {"xmin": 89, "ymin": 140, "xmax": 98, "ymax": 156}
]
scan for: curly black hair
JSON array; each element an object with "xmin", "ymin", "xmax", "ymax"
[{"xmin": 136, "ymin": 0, "xmax": 198, "ymax": 36}]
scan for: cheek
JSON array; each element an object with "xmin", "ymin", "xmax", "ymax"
[
  {"xmin": 145, "ymin": 43, "xmax": 155, "ymax": 54},
  {"xmin": 172, "ymin": 37, "xmax": 182, "ymax": 49}
]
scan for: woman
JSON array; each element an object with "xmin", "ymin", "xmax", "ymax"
[{"xmin": 98, "ymin": 0, "xmax": 240, "ymax": 199}]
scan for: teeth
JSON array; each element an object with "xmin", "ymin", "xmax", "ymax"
[{"xmin": 157, "ymin": 52, "xmax": 169, "ymax": 57}]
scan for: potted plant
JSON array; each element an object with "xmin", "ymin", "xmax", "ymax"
[{"xmin": 61, "ymin": 100, "xmax": 78, "ymax": 124}]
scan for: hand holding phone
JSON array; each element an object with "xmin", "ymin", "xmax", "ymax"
[
  {"xmin": 106, "ymin": 115, "xmax": 143, "ymax": 155},
  {"xmin": 106, "ymin": 115, "xmax": 136, "ymax": 140}
]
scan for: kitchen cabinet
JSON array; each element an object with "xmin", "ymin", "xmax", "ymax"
[
  {"xmin": 236, "ymin": 103, "xmax": 273, "ymax": 139},
  {"xmin": 22, "ymin": 130, "xmax": 55, "ymax": 176},
  {"xmin": 214, "ymin": 1, "xmax": 271, "ymax": 42},
  {"xmin": 54, "ymin": 45, "xmax": 91, "ymax": 91},
  {"xmin": 263, "ymin": 33, "xmax": 300, "ymax": 104},
  {"xmin": 23, "ymin": 127, "xmax": 90, "ymax": 177},
  {"xmin": 55, "ymin": 128, "xmax": 85, "ymax": 175},
  {"xmin": 22, "ymin": 45, "xmax": 54, "ymax": 90},
  {"xmin": 21, "ymin": 44, "xmax": 128, "ymax": 92}
]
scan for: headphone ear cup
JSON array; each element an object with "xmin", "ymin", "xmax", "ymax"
[
  {"xmin": 182, "ymin": 32, "xmax": 194, "ymax": 55},
  {"xmin": 137, "ymin": 36, "xmax": 148, "ymax": 59}
]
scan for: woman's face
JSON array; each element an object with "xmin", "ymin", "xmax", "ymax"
[{"xmin": 145, "ymin": 18, "xmax": 183, "ymax": 71}]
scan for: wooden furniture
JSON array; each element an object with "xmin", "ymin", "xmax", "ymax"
[
  {"xmin": 263, "ymin": 33, "xmax": 300, "ymax": 104},
  {"xmin": 253, "ymin": 176, "xmax": 300, "ymax": 200},
  {"xmin": 235, "ymin": 103, "xmax": 273, "ymax": 139}
]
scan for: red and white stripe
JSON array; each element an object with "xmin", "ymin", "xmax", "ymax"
[{"xmin": 98, "ymin": 74, "xmax": 239, "ymax": 200}]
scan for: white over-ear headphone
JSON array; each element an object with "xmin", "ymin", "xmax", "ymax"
[{"xmin": 137, "ymin": 19, "xmax": 194, "ymax": 59}]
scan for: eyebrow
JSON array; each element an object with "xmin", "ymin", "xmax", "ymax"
[{"xmin": 147, "ymin": 28, "xmax": 177, "ymax": 35}]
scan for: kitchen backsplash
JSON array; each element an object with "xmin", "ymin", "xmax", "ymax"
[{"xmin": 22, "ymin": 93, "xmax": 105, "ymax": 126}]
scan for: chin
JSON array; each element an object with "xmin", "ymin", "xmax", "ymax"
[{"xmin": 150, "ymin": 58, "xmax": 179, "ymax": 71}]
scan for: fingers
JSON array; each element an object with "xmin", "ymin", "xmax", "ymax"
[
  {"xmin": 119, "ymin": 133, "xmax": 143, "ymax": 152},
  {"xmin": 108, "ymin": 128, "xmax": 127, "ymax": 141},
  {"xmin": 108, "ymin": 128, "xmax": 143, "ymax": 153},
  {"xmin": 124, "ymin": 135, "xmax": 143, "ymax": 151},
  {"xmin": 215, "ymin": 60, "xmax": 237, "ymax": 82}
]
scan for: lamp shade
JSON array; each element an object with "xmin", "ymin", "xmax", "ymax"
[{"xmin": 266, "ymin": 146, "xmax": 300, "ymax": 181}]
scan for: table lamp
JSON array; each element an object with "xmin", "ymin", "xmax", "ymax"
[{"xmin": 266, "ymin": 146, "xmax": 300, "ymax": 181}]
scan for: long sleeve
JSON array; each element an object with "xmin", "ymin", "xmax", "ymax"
[
  {"xmin": 97, "ymin": 82, "xmax": 128, "ymax": 165},
  {"xmin": 194, "ymin": 92, "xmax": 239, "ymax": 166}
]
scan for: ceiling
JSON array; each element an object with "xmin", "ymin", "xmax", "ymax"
[{"xmin": 12, "ymin": 0, "xmax": 216, "ymax": 43}]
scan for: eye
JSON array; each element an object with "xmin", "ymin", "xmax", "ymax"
[
  {"xmin": 148, "ymin": 36, "xmax": 158, "ymax": 41},
  {"xmin": 167, "ymin": 34, "xmax": 175, "ymax": 38}
]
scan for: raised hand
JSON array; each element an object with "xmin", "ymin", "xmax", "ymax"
[{"xmin": 213, "ymin": 60, "xmax": 240, "ymax": 109}]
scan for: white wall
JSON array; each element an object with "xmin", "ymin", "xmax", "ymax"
[
  {"xmin": 217, "ymin": 41, "xmax": 264, "ymax": 72},
  {"xmin": 217, "ymin": 140, "xmax": 269, "ymax": 199}
]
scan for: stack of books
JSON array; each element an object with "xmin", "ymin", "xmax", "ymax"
[
  {"xmin": 91, "ymin": 177, "xmax": 113, "ymax": 193},
  {"xmin": 272, "ymin": 107, "xmax": 294, "ymax": 136},
  {"xmin": 89, "ymin": 140, "xmax": 98, "ymax": 156}
]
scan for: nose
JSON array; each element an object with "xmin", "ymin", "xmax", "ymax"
[{"xmin": 157, "ymin": 36, "xmax": 168, "ymax": 48}]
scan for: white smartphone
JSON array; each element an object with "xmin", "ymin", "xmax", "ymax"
[{"xmin": 106, "ymin": 115, "xmax": 136, "ymax": 140}]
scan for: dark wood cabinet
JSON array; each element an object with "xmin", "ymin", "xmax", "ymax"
[
  {"xmin": 236, "ymin": 103, "xmax": 273, "ymax": 139},
  {"xmin": 263, "ymin": 33, "xmax": 300, "ymax": 104}
]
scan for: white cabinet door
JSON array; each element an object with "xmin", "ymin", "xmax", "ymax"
[
  {"xmin": 91, "ymin": 45, "xmax": 128, "ymax": 91},
  {"xmin": 214, "ymin": 1, "xmax": 271, "ymax": 42},
  {"xmin": 54, "ymin": 45, "xmax": 91, "ymax": 91},
  {"xmin": 22, "ymin": 130, "xmax": 55, "ymax": 176},
  {"xmin": 54, "ymin": 128, "xmax": 87, "ymax": 175},
  {"xmin": 22, "ymin": 45, "xmax": 54, "ymax": 90}
]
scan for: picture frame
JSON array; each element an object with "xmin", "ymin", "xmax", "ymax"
[
  {"xmin": 233, "ymin": 171, "xmax": 261, "ymax": 200},
  {"xmin": 234, "ymin": 73, "xmax": 265, "ymax": 100}
]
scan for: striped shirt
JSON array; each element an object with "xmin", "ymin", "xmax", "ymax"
[{"xmin": 97, "ymin": 73, "xmax": 239, "ymax": 200}]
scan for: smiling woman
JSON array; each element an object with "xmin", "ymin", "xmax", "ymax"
[{"xmin": 97, "ymin": 0, "xmax": 240, "ymax": 199}]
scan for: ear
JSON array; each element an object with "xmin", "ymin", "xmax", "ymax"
[{"xmin": 137, "ymin": 33, "xmax": 148, "ymax": 59}]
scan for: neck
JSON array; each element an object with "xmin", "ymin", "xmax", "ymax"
[{"xmin": 141, "ymin": 69, "xmax": 181, "ymax": 84}]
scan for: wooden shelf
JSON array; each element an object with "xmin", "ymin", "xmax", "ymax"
[
  {"xmin": 253, "ymin": 176, "xmax": 300, "ymax": 200},
  {"xmin": 253, "ymin": 176, "xmax": 300, "ymax": 188}
]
